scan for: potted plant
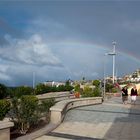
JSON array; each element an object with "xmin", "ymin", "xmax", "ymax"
[{"xmin": 74, "ymin": 84, "xmax": 81, "ymax": 98}]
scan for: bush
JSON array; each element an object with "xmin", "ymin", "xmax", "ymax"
[
  {"xmin": 105, "ymin": 83, "xmax": 114, "ymax": 92},
  {"xmin": 10, "ymin": 95, "xmax": 39, "ymax": 134},
  {"xmin": 35, "ymin": 84, "xmax": 50, "ymax": 95},
  {"xmin": 74, "ymin": 84, "xmax": 81, "ymax": 92},
  {"xmin": 81, "ymin": 86, "xmax": 101, "ymax": 97},
  {"xmin": 0, "ymin": 99, "xmax": 11, "ymax": 120},
  {"xmin": 65, "ymin": 85, "xmax": 74, "ymax": 91},
  {"xmin": 35, "ymin": 83, "xmax": 74, "ymax": 95},
  {"xmin": 39, "ymin": 98, "xmax": 55, "ymax": 118},
  {"xmin": 111, "ymin": 87, "xmax": 118, "ymax": 93},
  {"xmin": 93, "ymin": 87, "xmax": 101, "ymax": 97},
  {"xmin": 41, "ymin": 98, "xmax": 55, "ymax": 112},
  {"xmin": 81, "ymin": 86, "xmax": 93, "ymax": 97},
  {"xmin": 92, "ymin": 80, "xmax": 100, "ymax": 87},
  {"xmin": 9, "ymin": 86, "xmax": 33, "ymax": 98},
  {"xmin": 0, "ymin": 84, "xmax": 8, "ymax": 99}
]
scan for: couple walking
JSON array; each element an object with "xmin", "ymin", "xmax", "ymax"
[{"xmin": 122, "ymin": 86, "xmax": 138, "ymax": 105}]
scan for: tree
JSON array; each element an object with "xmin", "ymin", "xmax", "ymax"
[
  {"xmin": 81, "ymin": 77, "xmax": 85, "ymax": 85},
  {"xmin": 92, "ymin": 80, "xmax": 100, "ymax": 87},
  {"xmin": 10, "ymin": 95, "xmax": 39, "ymax": 134},
  {"xmin": 105, "ymin": 83, "xmax": 114, "ymax": 92},
  {"xmin": 82, "ymin": 77, "xmax": 85, "ymax": 81},
  {"xmin": 65, "ymin": 80, "xmax": 70, "ymax": 86}
]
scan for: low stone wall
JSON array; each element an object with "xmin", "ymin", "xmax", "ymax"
[
  {"xmin": 36, "ymin": 91, "xmax": 75, "ymax": 102},
  {"xmin": 50, "ymin": 97, "xmax": 102, "ymax": 124},
  {"xmin": 0, "ymin": 120, "xmax": 14, "ymax": 140}
]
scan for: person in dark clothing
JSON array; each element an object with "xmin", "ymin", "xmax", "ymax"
[
  {"xmin": 131, "ymin": 86, "xmax": 138, "ymax": 105},
  {"xmin": 122, "ymin": 86, "xmax": 128, "ymax": 104}
]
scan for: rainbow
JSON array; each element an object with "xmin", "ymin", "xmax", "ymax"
[{"xmin": 53, "ymin": 40, "xmax": 140, "ymax": 64}]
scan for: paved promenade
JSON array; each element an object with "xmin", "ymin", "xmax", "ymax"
[{"xmin": 35, "ymin": 96, "xmax": 140, "ymax": 140}]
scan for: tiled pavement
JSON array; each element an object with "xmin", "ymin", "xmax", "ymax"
[{"xmin": 35, "ymin": 96, "xmax": 140, "ymax": 140}]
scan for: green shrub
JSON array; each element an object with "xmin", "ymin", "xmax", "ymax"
[
  {"xmin": 93, "ymin": 87, "xmax": 101, "ymax": 97},
  {"xmin": 9, "ymin": 86, "xmax": 33, "ymax": 98},
  {"xmin": 81, "ymin": 86, "xmax": 94, "ymax": 97},
  {"xmin": 41, "ymin": 98, "xmax": 55, "ymax": 112},
  {"xmin": 82, "ymin": 92, "xmax": 93, "ymax": 97},
  {"xmin": 74, "ymin": 84, "xmax": 81, "ymax": 92},
  {"xmin": 20, "ymin": 95, "xmax": 39, "ymax": 123},
  {"xmin": 92, "ymin": 80, "xmax": 100, "ymax": 87},
  {"xmin": 111, "ymin": 87, "xmax": 118, "ymax": 93},
  {"xmin": 10, "ymin": 95, "xmax": 39, "ymax": 134},
  {"xmin": 81, "ymin": 86, "xmax": 101, "ymax": 97},
  {"xmin": 39, "ymin": 98, "xmax": 55, "ymax": 118},
  {"xmin": 35, "ymin": 83, "xmax": 74, "ymax": 95},
  {"xmin": 57, "ymin": 85, "xmax": 73, "ymax": 92},
  {"xmin": 0, "ymin": 99, "xmax": 10, "ymax": 120},
  {"xmin": 0, "ymin": 84, "xmax": 8, "ymax": 99},
  {"xmin": 34, "ymin": 83, "xmax": 49, "ymax": 95},
  {"xmin": 105, "ymin": 83, "xmax": 114, "ymax": 92}
]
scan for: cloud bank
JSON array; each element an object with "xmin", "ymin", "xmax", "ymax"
[
  {"xmin": 0, "ymin": 33, "xmax": 65, "ymax": 86},
  {"xmin": 1, "ymin": 34, "xmax": 62, "ymax": 66}
]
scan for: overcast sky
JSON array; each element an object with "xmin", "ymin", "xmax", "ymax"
[{"xmin": 0, "ymin": 0, "xmax": 140, "ymax": 86}]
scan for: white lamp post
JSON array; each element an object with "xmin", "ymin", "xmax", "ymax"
[
  {"xmin": 103, "ymin": 54, "xmax": 107, "ymax": 100},
  {"xmin": 33, "ymin": 72, "xmax": 35, "ymax": 89},
  {"xmin": 107, "ymin": 42, "xmax": 116, "ymax": 84}
]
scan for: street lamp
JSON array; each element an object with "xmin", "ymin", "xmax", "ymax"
[
  {"xmin": 107, "ymin": 42, "xmax": 116, "ymax": 84},
  {"xmin": 103, "ymin": 54, "xmax": 107, "ymax": 101},
  {"xmin": 33, "ymin": 72, "xmax": 35, "ymax": 89}
]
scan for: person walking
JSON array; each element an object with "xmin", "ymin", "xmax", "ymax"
[
  {"xmin": 122, "ymin": 86, "xmax": 128, "ymax": 104},
  {"xmin": 131, "ymin": 86, "xmax": 138, "ymax": 105}
]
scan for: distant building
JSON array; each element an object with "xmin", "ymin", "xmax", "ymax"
[
  {"xmin": 105, "ymin": 76, "xmax": 117, "ymax": 83},
  {"xmin": 119, "ymin": 68, "xmax": 140, "ymax": 83},
  {"xmin": 44, "ymin": 81, "xmax": 65, "ymax": 87}
]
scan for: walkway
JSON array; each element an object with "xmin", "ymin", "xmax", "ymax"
[{"xmin": 35, "ymin": 96, "xmax": 140, "ymax": 140}]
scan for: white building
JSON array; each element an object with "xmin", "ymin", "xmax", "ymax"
[{"xmin": 44, "ymin": 81, "xmax": 65, "ymax": 87}]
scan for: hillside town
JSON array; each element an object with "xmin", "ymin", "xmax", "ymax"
[
  {"xmin": 104, "ymin": 69, "xmax": 140, "ymax": 84},
  {"xmin": 43, "ymin": 69, "xmax": 140, "ymax": 89}
]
